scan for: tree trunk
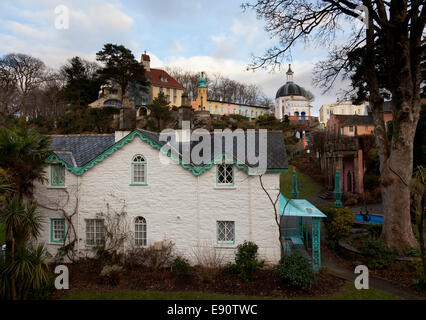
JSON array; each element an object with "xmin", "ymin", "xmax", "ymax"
[{"xmin": 380, "ymin": 153, "xmax": 418, "ymax": 250}]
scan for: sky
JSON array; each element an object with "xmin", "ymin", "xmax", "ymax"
[{"xmin": 0, "ymin": 0, "xmax": 354, "ymax": 115}]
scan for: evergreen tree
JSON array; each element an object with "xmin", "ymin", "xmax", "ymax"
[
  {"xmin": 96, "ymin": 44, "xmax": 149, "ymax": 103},
  {"xmin": 148, "ymin": 92, "xmax": 171, "ymax": 131}
]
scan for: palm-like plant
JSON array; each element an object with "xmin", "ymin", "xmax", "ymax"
[
  {"xmin": 0, "ymin": 196, "xmax": 44, "ymax": 300},
  {"xmin": 0, "ymin": 123, "xmax": 51, "ymax": 200},
  {"xmin": 0, "ymin": 244, "xmax": 51, "ymax": 300}
]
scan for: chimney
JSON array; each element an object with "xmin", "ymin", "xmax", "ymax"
[
  {"xmin": 141, "ymin": 51, "xmax": 151, "ymax": 71},
  {"xmin": 178, "ymin": 92, "xmax": 194, "ymax": 129}
]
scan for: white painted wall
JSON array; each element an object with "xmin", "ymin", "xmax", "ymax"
[{"xmin": 33, "ymin": 137, "xmax": 282, "ymax": 265}]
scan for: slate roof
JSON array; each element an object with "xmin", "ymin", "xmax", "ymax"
[
  {"xmin": 138, "ymin": 130, "xmax": 288, "ymax": 170},
  {"xmin": 49, "ymin": 130, "xmax": 288, "ymax": 173},
  {"xmin": 342, "ymin": 115, "xmax": 374, "ymax": 127},
  {"xmin": 276, "ymin": 82, "xmax": 307, "ymax": 99},
  {"xmin": 50, "ymin": 135, "xmax": 115, "ymax": 168}
]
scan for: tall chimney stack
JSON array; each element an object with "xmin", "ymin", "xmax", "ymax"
[{"xmin": 141, "ymin": 51, "xmax": 151, "ymax": 71}]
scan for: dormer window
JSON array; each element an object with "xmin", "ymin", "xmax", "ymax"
[
  {"xmin": 51, "ymin": 163, "xmax": 65, "ymax": 186},
  {"xmin": 160, "ymin": 76, "xmax": 168, "ymax": 82}
]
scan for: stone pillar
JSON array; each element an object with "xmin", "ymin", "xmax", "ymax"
[
  {"xmin": 337, "ymin": 154, "xmax": 343, "ymax": 191},
  {"xmin": 353, "ymin": 153, "xmax": 359, "ymax": 193}
]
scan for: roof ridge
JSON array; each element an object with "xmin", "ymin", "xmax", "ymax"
[{"xmin": 49, "ymin": 134, "xmax": 114, "ymax": 137}]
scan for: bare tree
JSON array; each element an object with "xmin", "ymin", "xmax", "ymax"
[
  {"xmin": 1, "ymin": 53, "xmax": 47, "ymax": 118},
  {"xmin": 0, "ymin": 64, "xmax": 19, "ymax": 123},
  {"xmin": 259, "ymin": 175, "xmax": 291, "ymax": 255},
  {"xmin": 244, "ymin": 0, "xmax": 425, "ymax": 251}
]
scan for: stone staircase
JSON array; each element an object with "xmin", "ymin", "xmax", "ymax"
[{"xmin": 318, "ymin": 190, "xmax": 333, "ymax": 200}]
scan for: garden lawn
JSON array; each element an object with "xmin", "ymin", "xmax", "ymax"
[
  {"xmin": 308, "ymin": 281, "xmax": 402, "ymax": 300},
  {"xmin": 0, "ymin": 222, "xmax": 5, "ymax": 244},
  {"xmin": 280, "ymin": 168, "xmax": 321, "ymax": 201},
  {"xmin": 59, "ymin": 281, "xmax": 401, "ymax": 300}
]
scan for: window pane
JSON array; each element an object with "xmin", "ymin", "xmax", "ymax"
[
  {"xmin": 86, "ymin": 219, "xmax": 104, "ymax": 246},
  {"xmin": 59, "ymin": 166, "xmax": 65, "ymax": 184},
  {"xmin": 217, "ymin": 164, "xmax": 233, "ymax": 185},
  {"xmin": 52, "ymin": 165, "xmax": 58, "ymax": 184},
  {"xmin": 52, "ymin": 219, "xmax": 65, "ymax": 241},
  {"xmin": 135, "ymin": 217, "xmax": 147, "ymax": 246},
  {"xmin": 217, "ymin": 221, "xmax": 234, "ymax": 243}
]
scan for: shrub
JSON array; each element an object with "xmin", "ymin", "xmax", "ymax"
[
  {"xmin": 275, "ymin": 254, "xmax": 315, "ymax": 289},
  {"xmin": 359, "ymin": 239, "xmax": 397, "ymax": 269},
  {"xmin": 100, "ymin": 265, "xmax": 123, "ymax": 286},
  {"xmin": 366, "ymin": 224, "xmax": 382, "ymax": 239},
  {"xmin": 124, "ymin": 240, "xmax": 175, "ymax": 269},
  {"xmin": 0, "ymin": 245, "xmax": 53, "ymax": 300},
  {"xmin": 226, "ymin": 241, "xmax": 264, "ymax": 282},
  {"xmin": 342, "ymin": 192, "xmax": 359, "ymax": 206},
  {"xmin": 322, "ymin": 207, "xmax": 354, "ymax": 248},
  {"xmin": 172, "ymin": 257, "xmax": 190, "ymax": 277}
]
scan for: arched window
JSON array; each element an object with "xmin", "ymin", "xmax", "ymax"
[
  {"xmin": 131, "ymin": 155, "xmax": 147, "ymax": 185},
  {"xmin": 135, "ymin": 217, "xmax": 147, "ymax": 246}
]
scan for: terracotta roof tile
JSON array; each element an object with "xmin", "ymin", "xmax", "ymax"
[{"xmin": 145, "ymin": 68, "xmax": 184, "ymax": 90}]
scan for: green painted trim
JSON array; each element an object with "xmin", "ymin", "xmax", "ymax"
[
  {"xmin": 216, "ymin": 221, "xmax": 235, "ymax": 245},
  {"xmin": 45, "ymin": 130, "xmax": 287, "ymax": 177},
  {"xmin": 50, "ymin": 164, "xmax": 65, "ymax": 187},
  {"xmin": 50, "ymin": 218, "xmax": 65, "ymax": 243}
]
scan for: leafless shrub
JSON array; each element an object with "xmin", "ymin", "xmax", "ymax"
[
  {"xmin": 124, "ymin": 240, "xmax": 175, "ymax": 270},
  {"xmin": 95, "ymin": 199, "xmax": 130, "ymax": 264},
  {"xmin": 192, "ymin": 245, "xmax": 226, "ymax": 269},
  {"xmin": 191, "ymin": 244, "xmax": 227, "ymax": 282}
]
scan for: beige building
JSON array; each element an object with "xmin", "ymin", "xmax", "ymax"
[
  {"xmin": 90, "ymin": 53, "xmax": 184, "ymax": 110},
  {"xmin": 319, "ymin": 100, "xmax": 369, "ymax": 127}
]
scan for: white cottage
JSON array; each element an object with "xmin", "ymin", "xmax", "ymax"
[{"xmin": 33, "ymin": 129, "xmax": 288, "ymax": 264}]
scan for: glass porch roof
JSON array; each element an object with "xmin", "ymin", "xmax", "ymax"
[{"xmin": 280, "ymin": 194, "xmax": 327, "ymax": 218}]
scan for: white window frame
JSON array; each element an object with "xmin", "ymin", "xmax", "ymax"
[
  {"xmin": 217, "ymin": 221, "xmax": 235, "ymax": 244},
  {"xmin": 216, "ymin": 163, "xmax": 234, "ymax": 186},
  {"xmin": 51, "ymin": 219, "xmax": 65, "ymax": 243},
  {"xmin": 135, "ymin": 217, "xmax": 147, "ymax": 246},
  {"xmin": 86, "ymin": 219, "xmax": 105, "ymax": 247},
  {"xmin": 131, "ymin": 155, "xmax": 147, "ymax": 185}
]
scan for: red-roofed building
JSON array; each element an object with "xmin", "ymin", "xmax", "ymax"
[{"xmin": 90, "ymin": 53, "xmax": 185, "ymax": 110}]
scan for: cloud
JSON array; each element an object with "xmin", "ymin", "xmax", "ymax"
[
  {"xmin": 0, "ymin": 1, "xmax": 135, "ymax": 66},
  {"xmin": 168, "ymin": 41, "xmax": 185, "ymax": 55},
  {"xmin": 211, "ymin": 35, "xmax": 237, "ymax": 59}
]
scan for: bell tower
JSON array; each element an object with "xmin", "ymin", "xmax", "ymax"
[{"xmin": 196, "ymin": 72, "xmax": 207, "ymax": 110}]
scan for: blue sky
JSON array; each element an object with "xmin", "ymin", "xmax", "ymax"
[{"xmin": 0, "ymin": 0, "xmax": 352, "ymax": 114}]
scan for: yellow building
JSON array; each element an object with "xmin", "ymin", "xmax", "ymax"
[
  {"xmin": 319, "ymin": 100, "xmax": 369, "ymax": 127},
  {"xmin": 191, "ymin": 73, "xmax": 269, "ymax": 120}
]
